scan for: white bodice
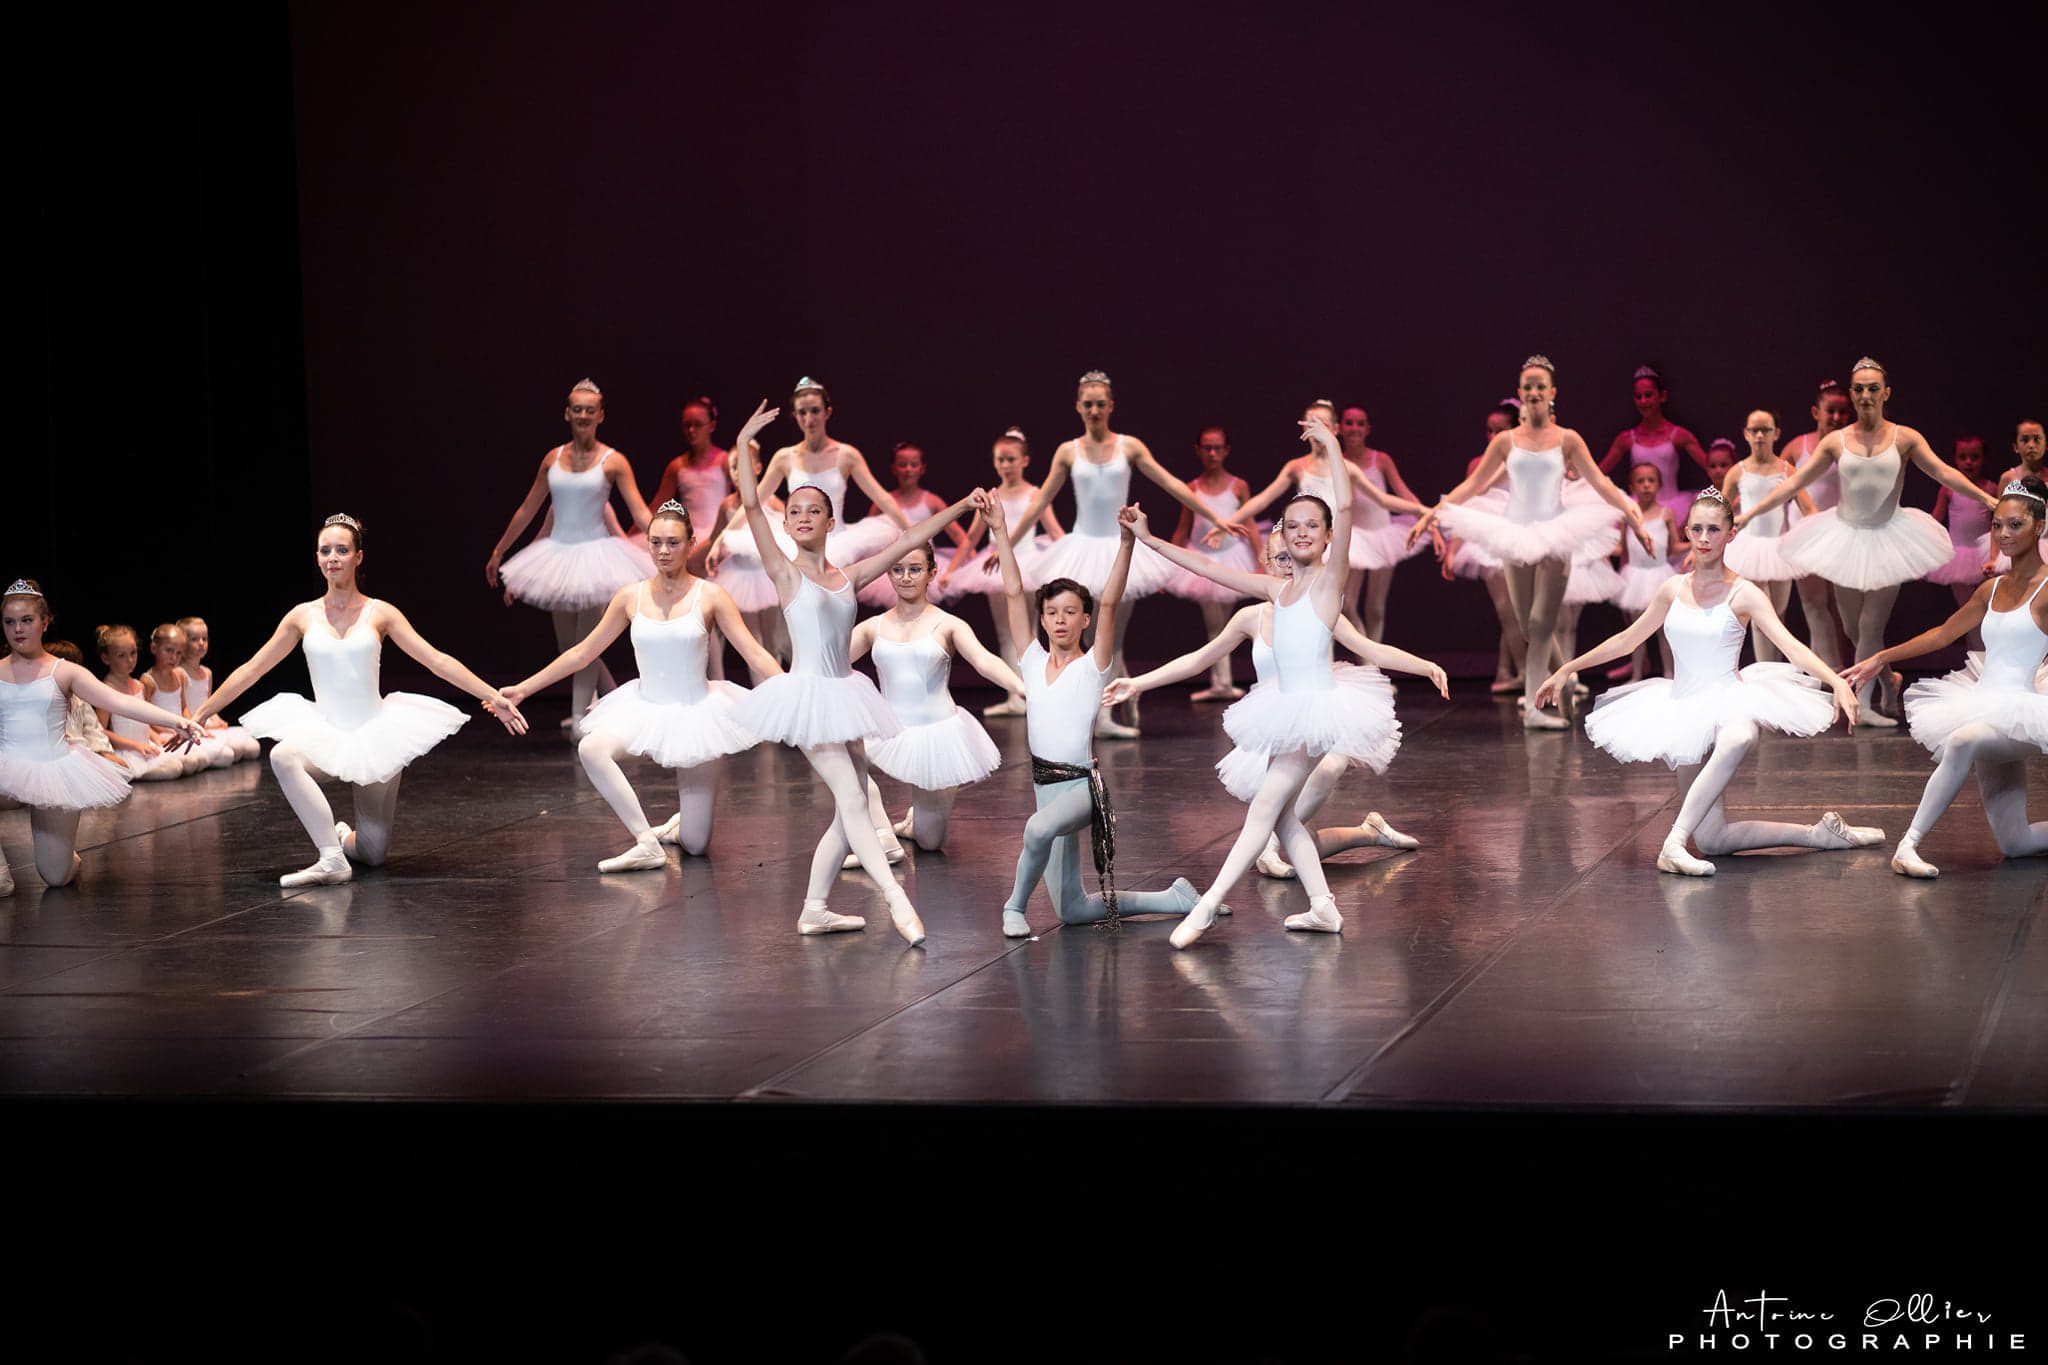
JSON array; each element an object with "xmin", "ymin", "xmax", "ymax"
[
  {"xmin": 1022, "ymin": 639, "xmax": 1102, "ymax": 765},
  {"xmin": 871, "ymin": 632, "xmax": 955, "ymax": 727},
  {"xmin": 1069, "ymin": 438, "xmax": 1132, "ymax": 538},
  {"xmin": 1836, "ymin": 440, "xmax": 1906, "ymax": 529},
  {"xmin": 1354, "ymin": 457, "xmax": 1391, "ymax": 530},
  {"xmin": 1665, "ymin": 593, "xmax": 1746, "ymax": 695},
  {"xmin": 547, "ymin": 450, "xmax": 614, "ymax": 546},
  {"xmin": 1269, "ymin": 577, "xmax": 1336, "ymax": 695},
  {"xmin": 1627, "ymin": 515, "xmax": 1670, "ymax": 568},
  {"xmin": 783, "ymin": 574, "xmax": 856, "ymax": 678},
  {"xmin": 1503, "ymin": 444, "xmax": 1567, "ymax": 524},
  {"xmin": 1250, "ymin": 607, "xmax": 1277, "ymax": 683},
  {"xmin": 302, "ymin": 615, "xmax": 387, "ymax": 729},
  {"xmin": 1980, "ymin": 576, "xmax": 2048, "ymax": 692},
  {"xmin": 0, "ymin": 670, "xmax": 68, "ymax": 761},
  {"xmin": 631, "ymin": 582, "xmax": 714, "ymax": 706},
  {"xmin": 1738, "ymin": 469, "xmax": 1790, "ymax": 537}
]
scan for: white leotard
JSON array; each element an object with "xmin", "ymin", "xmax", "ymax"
[
  {"xmin": 0, "ymin": 671, "xmax": 68, "ymax": 763},
  {"xmin": 1837, "ymin": 439, "xmax": 1908, "ymax": 527},
  {"xmin": 1503, "ymin": 444, "xmax": 1567, "ymax": 523},
  {"xmin": 1737, "ymin": 469, "xmax": 1791, "ymax": 537},
  {"xmin": 785, "ymin": 573, "xmax": 858, "ymax": 678},
  {"xmin": 1626, "ymin": 515, "xmax": 1670, "ymax": 568},
  {"xmin": 1979, "ymin": 575, "xmax": 2048, "ymax": 692},
  {"xmin": 871, "ymin": 633, "xmax": 956, "ymax": 727},
  {"xmin": 547, "ymin": 450, "xmax": 615, "ymax": 545},
  {"xmin": 631, "ymin": 582, "xmax": 716, "ymax": 705},
  {"xmin": 1069, "ymin": 438, "xmax": 1131, "ymax": 537}
]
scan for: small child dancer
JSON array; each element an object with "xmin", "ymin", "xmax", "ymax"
[
  {"xmin": 96, "ymin": 625, "xmax": 189, "ymax": 780},
  {"xmin": 933, "ymin": 426, "xmax": 1064, "ymax": 716},
  {"xmin": 178, "ymin": 616, "xmax": 262, "ymax": 761}
]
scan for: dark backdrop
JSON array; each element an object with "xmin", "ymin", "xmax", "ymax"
[{"xmin": 17, "ymin": 1, "xmax": 2043, "ymax": 686}]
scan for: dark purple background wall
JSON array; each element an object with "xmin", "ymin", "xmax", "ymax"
[{"xmin": 18, "ymin": 2, "xmax": 2043, "ymax": 685}]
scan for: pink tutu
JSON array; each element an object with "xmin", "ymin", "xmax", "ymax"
[
  {"xmin": 1924, "ymin": 535, "xmax": 1994, "ymax": 587},
  {"xmin": 1166, "ymin": 535, "xmax": 1259, "ymax": 603}
]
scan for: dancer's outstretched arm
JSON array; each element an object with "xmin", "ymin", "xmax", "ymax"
[
  {"xmin": 1332, "ymin": 617, "xmax": 1449, "ymax": 697},
  {"xmin": 1127, "ymin": 435, "xmax": 1234, "ymax": 529},
  {"xmin": 605, "ymin": 451, "xmax": 655, "ymax": 535},
  {"xmin": 1735, "ymin": 437, "xmax": 1836, "ymax": 528},
  {"xmin": 705, "ymin": 582, "xmax": 785, "ymax": 679},
  {"xmin": 59, "ymin": 664, "xmax": 206, "ymax": 750},
  {"xmin": 1122, "ymin": 505, "xmax": 1274, "ymax": 601},
  {"xmin": 1562, "ymin": 429, "xmax": 1653, "ymax": 553},
  {"xmin": 845, "ymin": 492, "xmax": 983, "ymax": 592},
  {"xmin": 1101, "ymin": 606, "xmax": 1257, "ymax": 706},
  {"xmin": 1004, "ymin": 448, "xmax": 1073, "ymax": 552},
  {"xmin": 1735, "ymin": 581, "xmax": 1858, "ymax": 727},
  {"xmin": 987, "ymin": 492, "xmax": 1034, "ymax": 651},
  {"xmin": 501, "ymin": 584, "xmax": 635, "ymax": 701},
  {"xmin": 1900, "ymin": 426, "xmax": 2003, "ymax": 509},
  {"xmin": 844, "ymin": 447, "xmax": 912, "ymax": 530},
  {"xmin": 191, "ymin": 608, "xmax": 308, "ymax": 722},
  {"xmin": 1409, "ymin": 434, "xmax": 1512, "ymax": 545},
  {"xmin": 486, "ymin": 450, "xmax": 558, "ymax": 587},
  {"xmin": 732, "ymin": 403, "xmax": 803, "ymax": 603},
  {"xmin": 939, "ymin": 612, "xmax": 1026, "ymax": 697},
  {"xmin": 1843, "ymin": 579, "xmax": 1997, "ymax": 685},
  {"xmin": 1535, "ymin": 579, "xmax": 1680, "ymax": 704},
  {"xmin": 378, "ymin": 603, "xmax": 527, "ymax": 734}
]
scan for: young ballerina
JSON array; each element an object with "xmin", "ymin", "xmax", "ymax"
[
  {"xmin": 728, "ymin": 401, "xmax": 985, "ymax": 945},
  {"xmin": 1436, "ymin": 401, "xmax": 1528, "ymax": 694},
  {"xmin": 1720, "ymin": 410, "xmax": 1815, "ymax": 663},
  {"xmin": 854, "ymin": 441, "xmax": 974, "ymax": 607},
  {"xmin": 143, "ymin": 622, "xmax": 233, "ymax": 770},
  {"xmin": 2, "ymin": 581, "xmax": 206, "ymax": 893},
  {"xmin": 1336, "ymin": 403, "xmax": 1429, "ymax": 640},
  {"xmin": 1926, "ymin": 436, "xmax": 2000, "ymax": 632},
  {"xmin": 1608, "ymin": 463, "xmax": 1682, "ymax": 682},
  {"xmin": 844, "ymin": 540, "xmax": 1025, "ymax": 855},
  {"xmin": 1843, "ymin": 476, "xmax": 2048, "ymax": 878},
  {"xmin": 1001, "ymin": 370, "xmax": 1245, "ymax": 738},
  {"xmin": 1165, "ymin": 424, "xmax": 1256, "ymax": 701},
  {"xmin": 984, "ymin": 491, "xmax": 1202, "ymax": 938},
  {"xmin": 934, "ymin": 427, "xmax": 1064, "ymax": 716},
  {"xmin": 1105, "ymin": 526, "xmax": 1443, "ymax": 879},
  {"xmin": 497, "ymin": 501, "xmax": 778, "ymax": 872},
  {"xmin": 1536, "ymin": 488, "xmax": 1882, "ymax": 876},
  {"xmin": 1704, "ymin": 438, "xmax": 1740, "ymax": 494},
  {"xmin": 647, "ymin": 397, "xmax": 732, "ymax": 546},
  {"xmin": 1598, "ymin": 365, "xmax": 1713, "ymax": 521},
  {"xmin": 1410, "ymin": 356, "xmax": 1654, "ymax": 729},
  {"xmin": 756, "ymin": 377, "xmax": 909, "ymax": 573},
  {"xmin": 1782, "ymin": 379, "xmax": 1856, "ymax": 667},
  {"xmin": 178, "ymin": 616, "xmax": 262, "ymax": 761},
  {"xmin": 701, "ymin": 443, "xmax": 791, "ymax": 676},
  {"xmin": 47, "ymin": 641, "xmax": 125, "ymax": 772},
  {"xmin": 485, "ymin": 379, "xmax": 657, "ymax": 726},
  {"xmin": 1124, "ymin": 417, "xmax": 1410, "ymax": 947},
  {"xmin": 1733, "ymin": 358, "xmax": 1999, "ymax": 725},
  {"xmin": 96, "ymin": 625, "xmax": 191, "ymax": 781},
  {"xmin": 1989, "ymin": 421, "xmax": 2048, "ymax": 574},
  {"xmin": 197, "ymin": 515, "xmax": 529, "ymax": 887}
]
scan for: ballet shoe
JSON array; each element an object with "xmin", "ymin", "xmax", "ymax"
[
  {"xmin": 1855, "ymin": 707, "xmax": 1899, "ymax": 729},
  {"xmin": 1655, "ymin": 835, "xmax": 1715, "ymax": 877},
  {"xmin": 281, "ymin": 850, "xmax": 352, "ymax": 888},
  {"xmin": 334, "ymin": 821, "xmax": 356, "ymax": 860},
  {"xmin": 63, "ymin": 852, "xmax": 82, "ymax": 887},
  {"xmin": 598, "ymin": 836, "xmax": 667, "ymax": 873},
  {"xmin": 1164, "ymin": 875, "xmax": 1224, "ymax": 918},
  {"xmin": 1813, "ymin": 811, "xmax": 1885, "ymax": 851},
  {"xmin": 1189, "ymin": 685, "xmax": 1243, "ymax": 703},
  {"xmin": 1256, "ymin": 833, "xmax": 1296, "ymax": 880},
  {"xmin": 559, "ymin": 715, "xmax": 578, "ymax": 731},
  {"xmin": 1283, "ymin": 895, "xmax": 1343, "ymax": 934},
  {"xmin": 1488, "ymin": 676, "xmax": 1523, "ymax": 695},
  {"xmin": 651, "ymin": 813, "xmax": 683, "ymax": 845},
  {"xmin": 1002, "ymin": 910, "xmax": 1033, "ymax": 938},
  {"xmin": 797, "ymin": 900, "xmax": 865, "ymax": 935},
  {"xmin": 1890, "ymin": 842, "xmax": 1939, "ymax": 879},
  {"xmin": 1093, "ymin": 714, "xmax": 1141, "ymax": 740},
  {"xmin": 892, "ymin": 810, "xmax": 917, "ymax": 838},
  {"xmin": 841, "ymin": 839, "xmax": 908, "ymax": 871},
  {"xmin": 886, "ymin": 895, "xmax": 926, "ymax": 947},
  {"xmin": 981, "ymin": 698, "xmax": 1026, "ymax": 718},
  {"xmin": 1522, "ymin": 707, "xmax": 1569, "ymax": 731},
  {"xmin": 1169, "ymin": 899, "xmax": 1220, "ymax": 949},
  {"xmin": 1364, "ymin": 812, "xmax": 1420, "ymax": 849},
  {"xmin": 0, "ymin": 861, "xmax": 14, "ymax": 896}
]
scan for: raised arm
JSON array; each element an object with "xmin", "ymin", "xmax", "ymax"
[
  {"xmin": 190, "ymin": 609, "xmax": 307, "ymax": 722},
  {"xmin": 376, "ymin": 603, "xmax": 528, "ymax": 734},
  {"xmin": 1842, "ymin": 578, "xmax": 1997, "ymax": 686},
  {"xmin": 844, "ymin": 492, "xmax": 982, "ymax": 591},
  {"xmin": 1736, "ymin": 581, "xmax": 1857, "ymax": 726},
  {"xmin": 1100, "ymin": 606, "xmax": 1258, "ymax": 706},
  {"xmin": 939, "ymin": 613, "xmax": 1026, "ymax": 698},
  {"xmin": 606, "ymin": 451, "xmax": 655, "ymax": 534},
  {"xmin": 1127, "ymin": 436, "xmax": 1231, "ymax": 527},
  {"xmin": 1535, "ymin": 578, "xmax": 1680, "ymax": 705},
  {"xmin": 1562, "ymin": 429, "xmax": 1652, "ymax": 553},
  {"xmin": 1004, "ymin": 449, "xmax": 1073, "ymax": 549},
  {"xmin": 501, "ymin": 585, "xmax": 635, "ymax": 701},
  {"xmin": 1902, "ymin": 427, "xmax": 2001, "ymax": 509},
  {"xmin": 845, "ymin": 448, "xmax": 912, "ymax": 529},
  {"xmin": 485, "ymin": 451, "xmax": 558, "ymax": 587},
  {"xmin": 1090, "ymin": 515, "xmax": 1138, "ymax": 670},
  {"xmin": 733, "ymin": 405, "xmax": 803, "ymax": 601},
  {"xmin": 60, "ymin": 664, "xmax": 207, "ymax": 749},
  {"xmin": 986, "ymin": 490, "xmax": 1033, "ymax": 649},
  {"xmin": 1121, "ymin": 503, "xmax": 1274, "ymax": 601}
]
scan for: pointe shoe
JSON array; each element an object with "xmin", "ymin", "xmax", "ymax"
[
  {"xmin": 1522, "ymin": 707, "xmax": 1569, "ymax": 731},
  {"xmin": 281, "ymin": 850, "xmax": 352, "ymax": 888},
  {"xmin": 842, "ymin": 839, "xmax": 908, "ymax": 871},
  {"xmin": 886, "ymin": 895, "xmax": 926, "ymax": 947},
  {"xmin": 1093, "ymin": 714, "xmax": 1141, "ymax": 740},
  {"xmin": 981, "ymin": 698, "xmax": 1026, "ymax": 718},
  {"xmin": 797, "ymin": 899, "xmax": 865, "ymax": 935},
  {"xmin": 651, "ymin": 813, "xmax": 683, "ymax": 846},
  {"xmin": 1655, "ymin": 835, "xmax": 1715, "ymax": 877},
  {"xmin": 1169, "ymin": 899, "xmax": 1220, "ymax": 949},
  {"xmin": 1189, "ymin": 685, "xmax": 1243, "ymax": 702},
  {"xmin": 1814, "ymin": 811, "xmax": 1885, "ymax": 851},
  {"xmin": 1002, "ymin": 910, "xmax": 1032, "ymax": 938},
  {"xmin": 335, "ymin": 821, "xmax": 355, "ymax": 860},
  {"xmin": 892, "ymin": 810, "xmax": 917, "ymax": 838},
  {"xmin": 1558, "ymin": 675, "xmax": 1582, "ymax": 722},
  {"xmin": 1256, "ymin": 833, "xmax": 1296, "ymax": 880},
  {"xmin": 1364, "ymin": 812, "xmax": 1420, "ymax": 849},
  {"xmin": 1891, "ymin": 842, "xmax": 1939, "ymax": 879},
  {"xmin": 1284, "ymin": 894, "xmax": 1343, "ymax": 933},
  {"xmin": 598, "ymin": 836, "xmax": 667, "ymax": 873}
]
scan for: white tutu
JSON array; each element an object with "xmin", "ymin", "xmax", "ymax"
[
  {"xmin": 239, "ymin": 692, "xmax": 468, "ymax": 786},
  {"xmin": 866, "ymin": 707, "xmax": 1002, "ymax": 789},
  {"xmin": 826, "ymin": 517, "xmax": 903, "ymax": 570},
  {"xmin": 712, "ymin": 522, "xmax": 798, "ymax": 613},
  {"xmin": 501, "ymin": 535, "xmax": 656, "ymax": 612},
  {"xmin": 1777, "ymin": 507, "xmax": 1952, "ymax": 590},
  {"xmin": 1722, "ymin": 530, "xmax": 1800, "ymax": 582},
  {"xmin": 1347, "ymin": 519, "xmax": 1425, "ymax": 571},
  {"xmin": 1565, "ymin": 556, "xmax": 1623, "ymax": 606},
  {"xmin": 1924, "ymin": 535, "xmax": 1993, "ymax": 587},
  {"xmin": 735, "ymin": 672, "xmax": 901, "ymax": 748},
  {"xmin": 576, "ymin": 679, "xmax": 755, "ymax": 769},
  {"xmin": 1435, "ymin": 499, "xmax": 1619, "ymax": 567},
  {"xmin": 1904, "ymin": 652, "xmax": 2048, "ymax": 760},
  {"xmin": 1584, "ymin": 664, "xmax": 1836, "ymax": 769},
  {"xmin": 1220, "ymin": 664, "xmax": 1401, "ymax": 763},
  {"xmin": 1029, "ymin": 531, "xmax": 1180, "ymax": 598},
  {"xmin": 0, "ymin": 747, "xmax": 131, "ymax": 810},
  {"xmin": 1616, "ymin": 561, "xmax": 1677, "ymax": 612},
  {"xmin": 1166, "ymin": 536, "xmax": 1258, "ymax": 603},
  {"xmin": 951, "ymin": 535, "xmax": 1053, "ymax": 596}
]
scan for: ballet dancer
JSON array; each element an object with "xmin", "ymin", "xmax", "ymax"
[
  {"xmin": 142, "ymin": 622, "xmax": 232, "ymax": 770},
  {"xmin": 1598, "ymin": 365, "xmax": 1712, "ymax": 520},
  {"xmin": 1536, "ymin": 488, "xmax": 1881, "ymax": 876},
  {"xmin": 1001, "ymin": 370, "xmax": 1246, "ymax": 738},
  {"xmin": 1733, "ymin": 358, "xmax": 1998, "ymax": 724},
  {"xmin": 178, "ymin": 616, "xmax": 262, "ymax": 761},
  {"xmin": 3, "ymin": 583, "xmax": 205, "ymax": 892},
  {"xmin": 1124, "ymin": 418, "xmax": 1408, "ymax": 947},
  {"xmin": 1781, "ymin": 378, "xmax": 1855, "ymax": 667},
  {"xmin": 197, "ymin": 515, "xmax": 529, "ymax": 887},
  {"xmin": 1165, "ymin": 424, "xmax": 1255, "ymax": 701},
  {"xmin": 728, "ymin": 402, "xmax": 983, "ymax": 945},
  {"xmin": 1926, "ymin": 435, "xmax": 2000, "ymax": 643},
  {"xmin": 1105, "ymin": 526, "xmax": 1442, "ymax": 879},
  {"xmin": 1336, "ymin": 403, "xmax": 1428, "ymax": 640},
  {"xmin": 757, "ymin": 377, "xmax": 908, "ymax": 572},
  {"xmin": 1989, "ymin": 420, "xmax": 2048, "ymax": 575},
  {"xmin": 984, "ymin": 488, "xmax": 1203, "ymax": 938},
  {"xmin": 1435, "ymin": 401, "xmax": 1528, "ymax": 694},
  {"xmin": 1704, "ymin": 437, "xmax": 1740, "ymax": 494},
  {"xmin": 845, "ymin": 540, "xmax": 1024, "ymax": 854},
  {"xmin": 1720, "ymin": 410, "xmax": 1814, "ymax": 662},
  {"xmin": 648, "ymin": 397, "xmax": 732, "ymax": 545},
  {"xmin": 700, "ymin": 443, "xmax": 792, "ymax": 675},
  {"xmin": 934, "ymin": 426, "xmax": 1063, "ymax": 716},
  {"xmin": 485, "ymin": 379, "xmax": 656, "ymax": 726},
  {"xmin": 1409, "ymin": 356, "xmax": 1653, "ymax": 729},
  {"xmin": 95, "ymin": 625, "xmax": 189, "ymax": 780},
  {"xmin": 1608, "ymin": 463, "xmax": 1682, "ymax": 682},
  {"xmin": 497, "ymin": 500, "xmax": 776, "ymax": 872},
  {"xmin": 1843, "ymin": 476, "xmax": 2048, "ymax": 878},
  {"xmin": 44, "ymin": 641, "xmax": 125, "ymax": 772},
  {"xmin": 855, "ymin": 441, "xmax": 974, "ymax": 607}
]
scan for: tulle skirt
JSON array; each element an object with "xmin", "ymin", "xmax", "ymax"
[
  {"xmin": 1220, "ymin": 664, "xmax": 1401, "ymax": 765},
  {"xmin": 1584, "ymin": 665, "xmax": 1836, "ymax": 769},
  {"xmin": 826, "ymin": 517, "xmax": 903, "ymax": 571},
  {"xmin": 952, "ymin": 535, "xmax": 1053, "ymax": 595},
  {"xmin": 500, "ymin": 535, "xmax": 656, "ymax": 612},
  {"xmin": 0, "ymin": 746, "xmax": 131, "ymax": 810},
  {"xmin": 1617, "ymin": 561, "xmax": 1677, "ymax": 612},
  {"xmin": 1777, "ymin": 507, "xmax": 1952, "ymax": 590},
  {"xmin": 1722, "ymin": 530, "xmax": 1800, "ymax": 582},
  {"xmin": 576, "ymin": 679, "xmax": 756, "ymax": 768},
  {"xmin": 712, "ymin": 523, "xmax": 798, "ymax": 613},
  {"xmin": 735, "ymin": 671, "xmax": 901, "ymax": 748},
  {"xmin": 239, "ymin": 693, "xmax": 469, "ymax": 786},
  {"xmin": 1166, "ymin": 535, "xmax": 1259, "ymax": 603},
  {"xmin": 1347, "ymin": 519, "xmax": 1425, "ymax": 571},
  {"xmin": 866, "ymin": 707, "xmax": 1002, "ymax": 789},
  {"xmin": 1029, "ymin": 531, "xmax": 1180, "ymax": 598},
  {"xmin": 1565, "ymin": 556, "xmax": 1623, "ymax": 606},
  {"xmin": 1904, "ymin": 654, "xmax": 2048, "ymax": 760},
  {"xmin": 1435, "ymin": 500, "xmax": 1620, "ymax": 567},
  {"xmin": 1924, "ymin": 535, "xmax": 1993, "ymax": 587}
]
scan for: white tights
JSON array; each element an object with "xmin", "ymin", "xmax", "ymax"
[
  {"xmin": 1504, "ymin": 558, "xmax": 1570, "ymax": 711},
  {"xmin": 1197, "ymin": 600, "xmax": 1236, "ymax": 690},
  {"xmin": 988, "ymin": 598, "xmax": 1026, "ymax": 707},
  {"xmin": 1483, "ymin": 569, "xmax": 1526, "ymax": 683},
  {"xmin": 1905, "ymin": 727, "xmax": 2048, "ymax": 857},
  {"xmin": 1748, "ymin": 580, "xmax": 1792, "ymax": 663},
  {"xmin": 1004, "ymin": 776, "xmax": 1196, "ymax": 924},
  {"xmin": 864, "ymin": 776, "xmax": 956, "ymax": 851},
  {"xmin": 1668, "ymin": 721, "xmax": 1835, "ymax": 854},
  {"xmin": 1794, "ymin": 575, "xmax": 1844, "ymax": 669},
  {"xmin": 800, "ymin": 741, "xmax": 912, "ymax": 909},
  {"xmin": 8, "ymin": 807, "xmax": 85, "ymax": 887},
  {"xmin": 270, "ymin": 743, "xmax": 400, "ymax": 864},
  {"xmin": 577, "ymin": 733, "xmax": 718, "ymax": 854},
  {"xmin": 1193, "ymin": 751, "xmax": 1327, "ymax": 915},
  {"xmin": 1832, "ymin": 583, "xmax": 1901, "ymax": 713}
]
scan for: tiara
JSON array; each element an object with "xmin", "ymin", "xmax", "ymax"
[
  {"xmin": 1816, "ymin": 377, "xmax": 1844, "ymax": 394},
  {"xmin": 1632, "ymin": 364, "xmax": 1662, "ymax": 382},
  {"xmin": 1522, "ymin": 354, "xmax": 1556, "ymax": 375},
  {"xmin": 1001, "ymin": 426, "xmax": 1028, "ymax": 443},
  {"xmin": 1850, "ymin": 356, "xmax": 1886, "ymax": 378},
  {"xmin": 1078, "ymin": 369, "xmax": 1112, "ymax": 388},
  {"xmin": 2002, "ymin": 480, "xmax": 2046, "ymax": 504},
  {"xmin": 570, "ymin": 377, "xmax": 603, "ymax": 397},
  {"xmin": 1708, "ymin": 437, "xmax": 1739, "ymax": 451},
  {"xmin": 653, "ymin": 499, "xmax": 692, "ymax": 519},
  {"xmin": 323, "ymin": 513, "xmax": 362, "ymax": 532},
  {"xmin": 1694, "ymin": 485, "xmax": 1729, "ymax": 504},
  {"xmin": 4, "ymin": 579, "xmax": 42, "ymax": 598},
  {"xmin": 793, "ymin": 375, "xmax": 826, "ymax": 394}
]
